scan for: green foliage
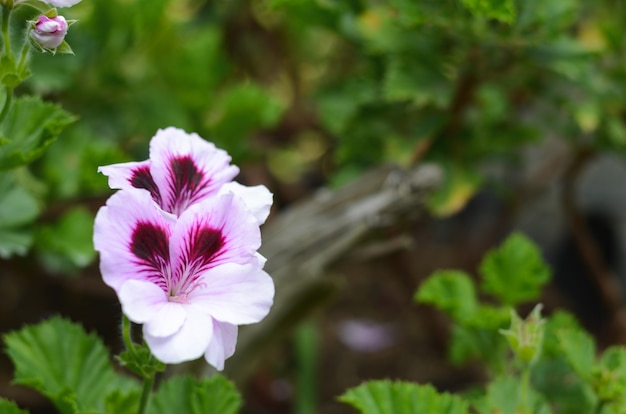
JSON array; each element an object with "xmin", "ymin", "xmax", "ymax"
[
  {"xmin": 415, "ymin": 270, "xmax": 478, "ymax": 322},
  {"xmin": 117, "ymin": 343, "xmax": 165, "ymax": 380},
  {"xmin": 412, "ymin": 231, "xmax": 626, "ymax": 413},
  {"xmin": 0, "ymin": 170, "xmax": 40, "ymax": 258},
  {"xmin": 479, "ymin": 232, "xmax": 551, "ymax": 306},
  {"xmin": 3, "ymin": 316, "xmax": 140, "ymax": 414},
  {"xmin": 461, "ymin": 0, "xmax": 515, "ymax": 23},
  {"xmin": 0, "ymin": 96, "xmax": 76, "ymax": 170},
  {"xmin": 0, "ymin": 398, "xmax": 29, "ymax": 414},
  {"xmin": 338, "ymin": 381, "xmax": 469, "ymax": 414},
  {"xmin": 558, "ymin": 329, "xmax": 596, "ymax": 380},
  {"xmin": 149, "ymin": 375, "xmax": 242, "ymax": 414},
  {"xmin": 34, "ymin": 207, "xmax": 96, "ymax": 274}
]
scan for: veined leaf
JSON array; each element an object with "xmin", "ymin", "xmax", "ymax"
[
  {"xmin": 0, "ymin": 96, "xmax": 76, "ymax": 170},
  {"xmin": 149, "ymin": 375, "xmax": 242, "ymax": 414},
  {"xmin": 338, "ymin": 381, "xmax": 469, "ymax": 414},
  {"xmin": 4, "ymin": 317, "xmax": 139, "ymax": 414},
  {"xmin": 479, "ymin": 232, "xmax": 551, "ymax": 306}
]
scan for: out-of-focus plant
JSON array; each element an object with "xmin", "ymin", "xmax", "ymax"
[
  {"xmin": 0, "ymin": 0, "xmax": 78, "ymax": 259},
  {"xmin": 16, "ymin": 0, "xmax": 625, "ymax": 271},
  {"xmin": 340, "ymin": 232, "xmax": 626, "ymax": 413}
]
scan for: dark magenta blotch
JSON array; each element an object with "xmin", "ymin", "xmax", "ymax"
[
  {"xmin": 130, "ymin": 221, "xmax": 170, "ymax": 272},
  {"xmin": 130, "ymin": 166, "xmax": 162, "ymax": 205},
  {"xmin": 182, "ymin": 225, "xmax": 225, "ymax": 272}
]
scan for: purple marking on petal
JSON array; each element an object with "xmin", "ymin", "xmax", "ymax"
[
  {"xmin": 174, "ymin": 225, "xmax": 225, "ymax": 295},
  {"xmin": 130, "ymin": 166, "xmax": 162, "ymax": 206},
  {"xmin": 130, "ymin": 222, "xmax": 170, "ymax": 291},
  {"xmin": 167, "ymin": 156, "xmax": 211, "ymax": 215}
]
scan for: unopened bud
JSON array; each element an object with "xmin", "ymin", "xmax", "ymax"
[{"xmin": 29, "ymin": 15, "xmax": 68, "ymax": 50}]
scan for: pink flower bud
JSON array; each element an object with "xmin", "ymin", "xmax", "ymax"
[{"xmin": 29, "ymin": 15, "xmax": 68, "ymax": 50}]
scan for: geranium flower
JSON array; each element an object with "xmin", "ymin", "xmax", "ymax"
[
  {"xmin": 93, "ymin": 188, "xmax": 274, "ymax": 368},
  {"xmin": 29, "ymin": 15, "xmax": 69, "ymax": 50},
  {"xmin": 99, "ymin": 127, "xmax": 272, "ymax": 224}
]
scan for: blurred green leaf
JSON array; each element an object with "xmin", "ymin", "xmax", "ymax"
[
  {"xmin": 532, "ymin": 357, "xmax": 596, "ymax": 413},
  {"xmin": 461, "ymin": 0, "xmax": 515, "ymax": 24},
  {"xmin": 479, "ymin": 232, "xmax": 551, "ymax": 305},
  {"xmin": 209, "ymin": 83, "xmax": 285, "ymax": 159},
  {"xmin": 0, "ymin": 398, "xmax": 29, "ymax": 414},
  {"xmin": 4, "ymin": 316, "xmax": 139, "ymax": 414},
  {"xmin": 472, "ymin": 376, "xmax": 552, "ymax": 414},
  {"xmin": 0, "ymin": 96, "xmax": 76, "ymax": 170},
  {"xmin": 415, "ymin": 270, "xmax": 478, "ymax": 322},
  {"xmin": 103, "ymin": 390, "xmax": 140, "ymax": 414},
  {"xmin": 149, "ymin": 375, "xmax": 242, "ymax": 414},
  {"xmin": 593, "ymin": 347, "xmax": 626, "ymax": 403},
  {"xmin": 35, "ymin": 207, "xmax": 96, "ymax": 273},
  {"xmin": 338, "ymin": 381, "xmax": 469, "ymax": 414},
  {"xmin": 0, "ymin": 171, "xmax": 40, "ymax": 258},
  {"xmin": 558, "ymin": 328, "xmax": 596, "ymax": 380}
]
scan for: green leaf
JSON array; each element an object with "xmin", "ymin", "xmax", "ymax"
[
  {"xmin": 461, "ymin": 0, "xmax": 516, "ymax": 24},
  {"xmin": 35, "ymin": 207, "xmax": 97, "ymax": 273},
  {"xmin": 473, "ymin": 376, "xmax": 552, "ymax": 414},
  {"xmin": 542, "ymin": 310, "xmax": 583, "ymax": 357},
  {"xmin": 415, "ymin": 270, "xmax": 478, "ymax": 322},
  {"xmin": 593, "ymin": 347, "xmax": 626, "ymax": 403},
  {"xmin": 0, "ymin": 96, "xmax": 76, "ymax": 170},
  {"xmin": 149, "ymin": 375, "xmax": 242, "ymax": 414},
  {"xmin": 531, "ymin": 357, "xmax": 596, "ymax": 413},
  {"xmin": 558, "ymin": 328, "xmax": 596, "ymax": 380},
  {"xmin": 0, "ymin": 172, "xmax": 40, "ymax": 228},
  {"xmin": 479, "ymin": 232, "xmax": 551, "ymax": 305},
  {"xmin": 104, "ymin": 390, "xmax": 140, "ymax": 414},
  {"xmin": 209, "ymin": 83, "xmax": 285, "ymax": 158},
  {"xmin": 4, "ymin": 316, "xmax": 140, "ymax": 414},
  {"xmin": 0, "ymin": 398, "xmax": 29, "ymax": 414},
  {"xmin": 117, "ymin": 343, "xmax": 165, "ymax": 379},
  {"xmin": 338, "ymin": 381, "xmax": 469, "ymax": 414},
  {"xmin": 0, "ymin": 171, "xmax": 40, "ymax": 258},
  {"xmin": 448, "ymin": 323, "xmax": 508, "ymax": 369}
]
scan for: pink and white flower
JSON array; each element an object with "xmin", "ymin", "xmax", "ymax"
[
  {"xmin": 99, "ymin": 127, "xmax": 272, "ymax": 224},
  {"xmin": 29, "ymin": 15, "xmax": 68, "ymax": 50},
  {"xmin": 40, "ymin": 0, "xmax": 82, "ymax": 7},
  {"xmin": 94, "ymin": 188, "xmax": 274, "ymax": 369}
]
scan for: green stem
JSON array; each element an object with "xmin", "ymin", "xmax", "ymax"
[
  {"xmin": 0, "ymin": 86, "xmax": 12, "ymax": 123},
  {"xmin": 138, "ymin": 372, "xmax": 155, "ymax": 414},
  {"xmin": 594, "ymin": 400, "xmax": 606, "ymax": 414},
  {"xmin": 17, "ymin": 43, "xmax": 29, "ymax": 73},
  {"xmin": 520, "ymin": 365, "xmax": 531, "ymax": 414},
  {"xmin": 122, "ymin": 315, "xmax": 136, "ymax": 354}
]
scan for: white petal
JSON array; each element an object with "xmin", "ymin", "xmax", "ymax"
[
  {"xmin": 93, "ymin": 189, "xmax": 171, "ymax": 291},
  {"xmin": 149, "ymin": 127, "xmax": 239, "ymax": 215},
  {"xmin": 98, "ymin": 161, "xmax": 150, "ymax": 191},
  {"xmin": 169, "ymin": 194, "xmax": 261, "ymax": 274},
  {"xmin": 190, "ymin": 263, "xmax": 274, "ymax": 325},
  {"xmin": 120, "ymin": 280, "xmax": 190, "ymax": 341},
  {"xmin": 204, "ymin": 321, "xmax": 238, "ymax": 371},
  {"xmin": 118, "ymin": 280, "xmax": 168, "ymax": 323},
  {"xmin": 218, "ymin": 182, "xmax": 273, "ymax": 225},
  {"xmin": 144, "ymin": 310, "xmax": 213, "ymax": 364}
]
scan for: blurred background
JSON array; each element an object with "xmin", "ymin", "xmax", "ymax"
[{"xmin": 1, "ymin": 0, "xmax": 626, "ymax": 412}]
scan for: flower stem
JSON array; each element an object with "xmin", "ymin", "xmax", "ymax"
[
  {"xmin": 138, "ymin": 372, "xmax": 155, "ymax": 414},
  {"xmin": 17, "ymin": 43, "xmax": 29, "ymax": 73},
  {"xmin": 122, "ymin": 314, "xmax": 136, "ymax": 354},
  {"xmin": 0, "ymin": 86, "xmax": 13, "ymax": 123},
  {"xmin": 520, "ymin": 365, "xmax": 531, "ymax": 414}
]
